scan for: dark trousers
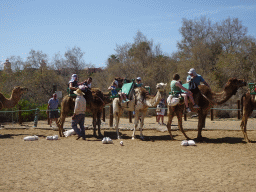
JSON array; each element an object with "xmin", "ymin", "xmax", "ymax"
[{"xmin": 72, "ymin": 114, "xmax": 86, "ymax": 138}]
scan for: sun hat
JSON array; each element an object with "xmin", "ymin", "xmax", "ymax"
[
  {"xmin": 136, "ymin": 77, "xmax": 142, "ymax": 81},
  {"xmin": 114, "ymin": 80, "xmax": 118, "ymax": 86},
  {"xmin": 187, "ymin": 68, "xmax": 197, "ymax": 76},
  {"xmin": 73, "ymin": 89, "xmax": 85, "ymax": 96}
]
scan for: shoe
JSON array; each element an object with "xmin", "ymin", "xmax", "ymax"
[
  {"xmin": 193, "ymin": 104, "xmax": 200, "ymax": 108},
  {"xmin": 76, "ymin": 136, "xmax": 81, "ymax": 140},
  {"xmin": 82, "ymin": 137, "xmax": 86, "ymax": 140},
  {"xmin": 162, "ymin": 123, "xmax": 166, "ymax": 126},
  {"xmin": 50, "ymin": 125, "xmax": 52, "ymax": 127},
  {"xmin": 186, "ymin": 108, "xmax": 191, "ymax": 113},
  {"xmin": 122, "ymin": 100, "xmax": 126, "ymax": 103},
  {"xmin": 126, "ymin": 99, "xmax": 130, "ymax": 102}
]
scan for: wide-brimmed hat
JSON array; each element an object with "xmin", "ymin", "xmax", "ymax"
[
  {"xmin": 73, "ymin": 89, "xmax": 85, "ymax": 96},
  {"xmin": 187, "ymin": 68, "xmax": 197, "ymax": 76}
]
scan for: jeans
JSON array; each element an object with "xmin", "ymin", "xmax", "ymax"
[{"xmin": 72, "ymin": 114, "xmax": 86, "ymax": 138}]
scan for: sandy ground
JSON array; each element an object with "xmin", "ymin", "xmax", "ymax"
[{"xmin": 1, "ymin": 116, "xmax": 256, "ymax": 192}]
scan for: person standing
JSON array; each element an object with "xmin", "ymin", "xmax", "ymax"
[
  {"xmin": 72, "ymin": 89, "xmax": 87, "ymax": 140},
  {"xmin": 47, "ymin": 93, "xmax": 59, "ymax": 127},
  {"xmin": 156, "ymin": 99, "xmax": 166, "ymax": 125}
]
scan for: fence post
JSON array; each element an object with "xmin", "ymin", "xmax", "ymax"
[
  {"xmin": 102, "ymin": 107, "xmax": 105, "ymax": 122},
  {"xmin": 34, "ymin": 108, "xmax": 40, "ymax": 127},
  {"xmin": 109, "ymin": 104, "xmax": 113, "ymax": 127},
  {"xmin": 211, "ymin": 109, "xmax": 214, "ymax": 121},
  {"xmin": 237, "ymin": 100, "xmax": 241, "ymax": 119},
  {"xmin": 18, "ymin": 105, "xmax": 22, "ymax": 125}
]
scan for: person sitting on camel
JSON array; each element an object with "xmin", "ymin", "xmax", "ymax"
[
  {"xmin": 69, "ymin": 74, "xmax": 79, "ymax": 95},
  {"xmin": 108, "ymin": 80, "xmax": 129, "ymax": 103},
  {"xmin": 170, "ymin": 73, "xmax": 199, "ymax": 113}
]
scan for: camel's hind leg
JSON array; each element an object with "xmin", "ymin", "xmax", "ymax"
[
  {"xmin": 167, "ymin": 106, "xmax": 175, "ymax": 140},
  {"xmin": 97, "ymin": 111, "xmax": 103, "ymax": 138},
  {"xmin": 176, "ymin": 108, "xmax": 190, "ymax": 140},
  {"xmin": 138, "ymin": 111, "xmax": 146, "ymax": 140},
  {"xmin": 57, "ymin": 115, "xmax": 66, "ymax": 137},
  {"xmin": 240, "ymin": 96, "xmax": 253, "ymax": 143}
]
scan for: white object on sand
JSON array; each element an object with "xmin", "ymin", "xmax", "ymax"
[{"xmin": 24, "ymin": 135, "xmax": 39, "ymax": 141}]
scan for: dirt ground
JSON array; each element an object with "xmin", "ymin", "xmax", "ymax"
[{"xmin": 1, "ymin": 116, "xmax": 256, "ymax": 192}]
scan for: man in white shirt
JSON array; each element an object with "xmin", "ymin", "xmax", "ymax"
[{"xmin": 72, "ymin": 89, "xmax": 87, "ymax": 140}]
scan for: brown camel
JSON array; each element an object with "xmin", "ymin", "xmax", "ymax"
[
  {"xmin": 240, "ymin": 91, "xmax": 256, "ymax": 143},
  {"xmin": 113, "ymin": 83, "xmax": 167, "ymax": 140},
  {"xmin": 57, "ymin": 88, "xmax": 112, "ymax": 137},
  {"xmin": 0, "ymin": 86, "xmax": 28, "ymax": 110},
  {"xmin": 167, "ymin": 78, "xmax": 246, "ymax": 141}
]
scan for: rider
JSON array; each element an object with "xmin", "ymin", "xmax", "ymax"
[
  {"xmin": 69, "ymin": 74, "xmax": 79, "ymax": 95},
  {"xmin": 135, "ymin": 77, "xmax": 143, "ymax": 87},
  {"xmin": 79, "ymin": 77, "xmax": 92, "ymax": 92},
  {"xmin": 171, "ymin": 73, "xmax": 199, "ymax": 113}
]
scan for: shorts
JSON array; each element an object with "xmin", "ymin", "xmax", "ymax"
[
  {"xmin": 49, "ymin": 110, "xmax": 59, "ymax": 119},
  {"xmin": 157, "ymin": 109, "xmax": 165, "ymax": 116}
]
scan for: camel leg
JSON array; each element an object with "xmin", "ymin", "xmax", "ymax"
[
  {"xmin": 97, "ymin": 111, "xmax": 103, "ymax": 138},
  {"xmin": 240, "ymin": 97, "xmax": 253, "ymax": 143},
  {"xmin": 240, "ymin": 115, "xmax": 250, "ymax": 143},
  {"xmin": 114, "ymin": 112, "xmax": 121, "ymax": 139},
  {"xmin": 132, "ymin": 111, "xmax": 140, "ymax": 140},
  {"xmin": 57, "ymin": 115, "xmax": 66, "ymax": 137},
  {"xmin": 92, "ymin": 113, "xmax": 97, "ymax": 137},
  {"xmin": 139, "ymin": 111, "xmax": 146, "ymax": 140},
  {"xmin": 176, "ymin": 107, "xmax": 190, "ymax": 140},
  {"xmin": 167, "ymin": 106, "xmax": 175, "ymax": 140},
  {"xmin": 197, "ymin": 109, "xmax": 205, "ymax": 141}
]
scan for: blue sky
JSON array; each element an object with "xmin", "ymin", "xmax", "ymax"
[{"xmin": 1, "ymin": 0, "xmax": 256, "ymax": 68}]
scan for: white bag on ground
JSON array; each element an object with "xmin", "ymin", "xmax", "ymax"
[
  {"xmin": 63, "ymin": 129, "xmax": 76, "ymax": 137},
  {"xmin": 46, "ymin": 135, "xmax": 59, "ymax": 140},
  {"xmin": 102, "ymin": 137, "xmax": 113, "ymax": 144},
  {"xmin": 181, "ymin": 140, "xmax": 196, "ymax": 146},
  {"xmin": 24, "ymin": 135, "xmax": 39, "ymax": 141}
]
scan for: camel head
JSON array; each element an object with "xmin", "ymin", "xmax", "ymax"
[
  {"xmin": 156, "ymin": 83, "xmax": 167, "ymax": 92},
  {"xmin": 11, "ymin": 86, "xmax": 28, "ymax": 99},
  {"xmin": 225, "ymin": 78, "xmax": 247, "ymax": 96}
]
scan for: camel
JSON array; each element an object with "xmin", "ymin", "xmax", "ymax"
[
  {"xmin": 57, "ymin": 88, "xmax": 112, "ymax": 137},
  {"xmin": 113, "ymin": 82, "xmax": 167, "ymax": 140},
  {"xmin": 166, "ymin": 78, "xmax": 246, "ymax": 141},
  {"xmin": 0, "ymin": 86, "xmax": 28, "ymax": 110},
  {"xmin": 240, "ymin": 91, "xmax": 256, "ymax": 143}
]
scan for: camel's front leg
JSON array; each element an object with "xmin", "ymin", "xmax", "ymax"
[
  {"xmin": 114, "ymin": 112, "xmax": 121, "ymax": 139},
  {"xmin": 132, "ymin": 112, "xmax": 140, "ymax": 140},
  {"xmin": 139, "ymin": 112, "xmax": 146, "ymax": 140},
  {"xmin": 167, "ymin": 106, "xmax": 175, "ymax": 140}
]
